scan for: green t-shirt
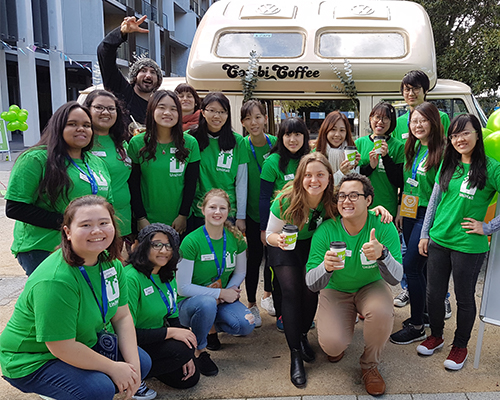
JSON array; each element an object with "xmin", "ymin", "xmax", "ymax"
[
  {"xmin": 6, "ymin": 148, "xmax": 113, "ymax": 255},
  {"xmin": 355, "ymin": 135, "xmax": 405, "ymax": 217},
  {"xmin": 190, "ymin": 132, "xmax": 249, "ymax": 218},
  {"xmin": 393, "ymin": 110, "xmax": 450, "ymax": 142},
  {"xmin": 402, "ymin": 143, "xmax": 438, "ymax": 208},
  {"xmin": 0, "ymin": 249, "xmax": 127, "ymax": 379},
  {"xmin": 178, "ymin": 226, "xmax": 247, "ymax": 302},
  {"xmin": 245, "ymin": 135, "xmax": 277, "ymax": 222},
  {"xmin": 430, "ymin": 157, "xmax": 500, "ymax": 253},
  {"xmin": 91, "ymin": 134, "xmax": 132, "ymax": 235},
  {"xmin": 260, "ymin": 153, "xmax": 300, "ymax": 196},
  {"xmin": 125, "ymin": 265, "xmax": 179, "ymax": 328},
  {"xmin": 306, "ymin": 212, "xmax": 402, "ymax": 293},
  {"xmin": 128, "ymin": 132, "xmax": 201, "ymax": 225},
  {"xmin": 270, "ymin": 194, "xmax": 326, "ymax": 240}
]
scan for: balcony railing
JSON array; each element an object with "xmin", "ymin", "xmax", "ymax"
[
  {"xmin": 136, "ymin": 45, "xmax": 149, "ymax": 58},
  {"xmin": 135, "ymin": 0, "xmax": 158, "ymax": 24},
  {"xmin": 116, "ymin": 41, "xmax": 130, "ymax": 62},
  {"xmin": 162, "ymin": 13, "xmax": 168, "ymax": 30}
]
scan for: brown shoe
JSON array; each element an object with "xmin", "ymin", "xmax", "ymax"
[
  {"xmin": 327, "ymin": 351, "xmax": 344, "ymax": 363},
  {"xmin": 361, "ymin": 366, "xmax": 386, "ymax": 396}
]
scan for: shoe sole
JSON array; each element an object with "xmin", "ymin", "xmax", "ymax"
[
  {"xmin": 444, "ymin": 312, "xmax": 452, "ymax": 320},
  {"xmin": 417, "ymin": 341, "xmax": 444, "ymax": 355},
  {"xmin": 199, "ymin": 368, "xmax": 219, "ymax": 377},
  {"xmin": 394, "ymin": 300, "xmax": 409, "ymax": 307},
  {"xmin": 444, "ymin": 355, "xmax": 467, "ymax": 370},
  {"xmin": 390, "ymin": 333, "xmax": 427, "ymax": 345}
]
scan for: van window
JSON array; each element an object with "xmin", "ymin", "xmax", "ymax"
[
  {"xmin": 216, "ymin": 32, "xmax": 304, "ymax": 57},
  {"xmin": 319, "ymin": 33, "xmax": 406, "ymax": 58}
]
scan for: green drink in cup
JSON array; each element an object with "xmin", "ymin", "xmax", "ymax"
[
  {"xmin": 282, "ymin": 224, "xmax": 299, "ymax": 250},
  {"xmin": 330, "ymin": 241, "xmax": 347, "ymax": 268}
]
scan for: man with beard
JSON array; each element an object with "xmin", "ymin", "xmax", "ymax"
[{"xmin": 98, "ymin": 15, "xmax": 163, "ymax": 124}]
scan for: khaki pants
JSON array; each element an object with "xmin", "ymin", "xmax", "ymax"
[{"xmin": 317, "ymin": 279, "xmax": 394, "ymax": 369}]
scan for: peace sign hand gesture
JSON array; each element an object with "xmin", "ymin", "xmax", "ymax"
[{"xmin": 121, "ymin": 15, "xmax": 149, "ymax": 35}]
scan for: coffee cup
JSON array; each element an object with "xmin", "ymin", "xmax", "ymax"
[
  {"xmin": 373, "ymin": 136, "xmax": 385, "ymax": 155},
  {"xmin": 282, "ymin": 224, "xmax": 299, "ymax": 250},
  {"xmin": 330, "ymin": 241, "xmax": 347, "ymax": 268},
  {"xmin": 344, "ymin": 146, "xmax": 357, "ymax": 166}
]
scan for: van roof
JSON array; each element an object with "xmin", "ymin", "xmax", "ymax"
[{"xmin": 187, "ymin": 0, "xmax": 437, "ymax": 94}]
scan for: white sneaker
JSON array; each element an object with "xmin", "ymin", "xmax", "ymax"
[
  {"xmin": 133, "ymin": 381, "xmax": 157, "ymax": 400},
  {"xmin": 394, "ymin": 288, "xmax": 409, "ymax": 307},
  {"xmin": 444, "ymin": 298, "xmax": 452, "ymax": 319},
  {"xmin": 249, "ymin": 305, "xmax": 262, "ymax": 327},
  {"xmin": 39, "ymin": 396, "xmax": 55, "ymax": 400},
  {"xmin": 260, "ymin": 295, "xmax": 276, "ymax": 316}
]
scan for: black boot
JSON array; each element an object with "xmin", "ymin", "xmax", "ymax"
[
  {"xmin": 290, "ymin": 349, "xmax": 306, "ymax": 388},
  {"xmin": 300, "ymin": 333, "xmax": 316, "ymax": 363}
]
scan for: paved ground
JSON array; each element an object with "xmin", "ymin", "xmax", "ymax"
[{"xmin": 0, "ymin": 142, "xmax": 500, "ymax": 400}]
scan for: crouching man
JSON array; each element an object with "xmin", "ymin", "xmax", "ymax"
[{"xmin": 305, "ymin": 173, "xmax": 402, "ymax": 396}]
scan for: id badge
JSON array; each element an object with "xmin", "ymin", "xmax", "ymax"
[
  {"xmin": 207, "ymin": 279, "xmax": 222, "ymax": 289},
  {"xmin": 400, "ymin": 193, "xmax": 419, "ymax": 219},
  {"xmin": 93, "ymin": 329, "xmax": 118, "ymax": 361}
]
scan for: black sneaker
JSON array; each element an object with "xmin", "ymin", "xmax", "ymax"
[
  {"xmin": 206, "ymin": 332, "xmax": 221, "ymax": 351},
  {"xmin": 403, "ymin": 313, "xmax": 430, "ymax": 328},
  {"xmin": 196, "ymin": 351, "xmax": 219, "ymax": 376},
  {"xmin": 390, "ymin": 324, "xmax": 426, "ymax": 345}
]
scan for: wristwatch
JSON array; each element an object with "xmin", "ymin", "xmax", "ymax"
[{"xmin": 377, "ymin": 245, "xmax": 389, "ymax": 261}]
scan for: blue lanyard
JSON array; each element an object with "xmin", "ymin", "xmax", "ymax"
[
  {"xmin": 407, "ymin": 112, "xmax": 410, "ymax": 128},
  {"xmin": 203, "ymin": 226, "xmax": 227, "ymax": 281},
  {"xmin": 149, "ymin": 275, "xmax": 177, "ymax": 316},
  {"xmin": 79, "ymin": 265, "xmax": 108, "ymax": 325},
  {"xmin": 248, "ymin": 135, "xmax": 272, "ymax": 173},
  {"xmin": 412, "ymin": 144, "xmax": 428, "ymax": 180},
  {"xmin": 68, "ymin": 156, "xmax": 98, "ymax": 195}
]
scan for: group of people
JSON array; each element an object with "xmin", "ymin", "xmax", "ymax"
[{"xmin": 0, "ymin": 14, "xmax": 499, "ymax": 400}]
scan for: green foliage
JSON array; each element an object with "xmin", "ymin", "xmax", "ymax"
[
  {"xmin": 413, "ymin": 0, "xmax": 500, "ymax": 95},
  {"xmin": 241, "ymin": 50, "xmax": 260, "ymax": 103}
]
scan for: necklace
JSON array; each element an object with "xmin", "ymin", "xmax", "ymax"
[{"xmin": 158, "ymin": 143, "xmax": 169, "ymax": 155}]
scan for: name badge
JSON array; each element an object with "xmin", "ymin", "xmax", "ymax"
[
  {"xmin": 144, "ymin": 286, "xmax": 154, "ymax": 296},
  {"xmin": 284, "ymin": 174, "xmax": 295, "ymax": 181},
  {"xmin": 91, "ymin": 151, "xmax": 107, "ymax": 157},
  {"xmin": 402, "ymin": 133, "xmax": 409, "ymax": 140},
  {"xmin": 102, "ymin": 267, "xmax": 117, "ymax": 279},
  {"xmin": 201, "ymin": 254, "xmax": 215, "ymax": 261},
  {"xmin": 406, "ymin": 177, "xmax": 419, "ymax": 187},
  {"xmin": 400, "ymin": 193, "xmax": 419, "ymax": 219},
  {"xmin": 345, "ymin": 250, "xmax": 352, "ymax": 257}
]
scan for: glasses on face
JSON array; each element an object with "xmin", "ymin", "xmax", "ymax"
[
  {"xmin": 449, "ymin": 130, "xmax": 476, "ymax": 141},
  {"xmin": 204, "ymin": 108, "xmax": 228, "ymax": 116},
  {"xmin": 403, "ymin": 86, "xmax": 422, "ymax": 95},
  {"xmin": 410, "ymin": 119, "xmax": 429, "ymax": 126},
  {"xmin": 370, "ymin": 115, "xmax": 390, "ymax": 124},
  {"xmin": 338, "ymin": 192, "xmax": 367, "ymax": 202},
  {"xmin": 92, "ymin": 105, "xmax": 117, "ymax": 113},
  {"xmin": 151, "ymin": 241, "xmax": 173, "ymax": 251}
]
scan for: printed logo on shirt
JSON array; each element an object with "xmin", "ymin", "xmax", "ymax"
[
  {"xmin": 225, "ymin": 251, "xmax": 237, "ymax": 272},
  {"xmin": 263, "ymin": 152, "xmax": 271, "ymax": 160},
  {"xmin": 91, "ymin": 151, "xmax": 107, "ymax": 157},
  {"xmin": 417, "ymin": 156, "xmax": 427, "ymax": 175},
  {"xmin": 377, "ymin": 157, "xmax": 385, "ymax": 171},
  {"xmin": 359, "ymin": 249, "xmax": 377, "ymax": 268},
  {"xmin": 460, "ymin": 174, "xmax": 477, "ymax": 199},
  {"xmin": 104, "ymin": 268, "xmax": 120, "ymax": 307},
  {"xmin": 217, "ymin": 149, "xmax": 234, "ymax": 171},
  {"xmin": 81, "ymin": 171, "xmax": 109, "ymax": 191},
  {"xmin": 169, "ymin": 153, "xmax": 185, "ymax": 177},
  {"xmin": 167, "ymin": 287, "xmax": 177, "ymax": 304}
]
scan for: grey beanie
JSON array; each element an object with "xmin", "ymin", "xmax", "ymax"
[
  {"xmin": 129, "ymin": 58, "xmax": 163, "ymax": 91},
  {"xmin": 137, "ymin": 223, "xmax": 180, "ymax": 249}
]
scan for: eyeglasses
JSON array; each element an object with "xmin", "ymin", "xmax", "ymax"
[
  {"xmin": 370, "ymin": 115, "xmax": 390, "ymax": 124},
  {"xmin": 204, "ymin": 108, "xmax": 228, "ymax": 116},
  {"xmin": 338, "ymin": 192, "xmax": 367, "ymax": 202},
  {"xmin": 403, "ymin": 86, "xmax": 422, "ymax": 95},
  {"xmin": 409, "ymin": 119, "xmax": 429, "ymax": 126},
  {"xmin": 92, "ymin": 105, "xmax": 117, "ymax": 113},
  {"xmin": 449, "ymin": 130, "xmax": 476, "ymax": 141},
  {"xmin": 151, "ymin": 241, "xmax": 173, "ymax": 251}
]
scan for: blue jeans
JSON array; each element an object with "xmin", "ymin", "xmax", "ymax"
[
  {"xmin": 426, "ymin": 240, "xmax": 486, "ymax": 347},
  {"xmin": 403, "ymin": 207, "xmax": 427, "ymax": 325},
  {"xmin": 16, "ymin": 250, "xmax": 51, "ymax": 276},
  {"xmin": 178, "ymin": 295, "xmax": 255, "ymax": 350},
  {"xmin": 3, "ymin": 347, "xmax": 151, "ymax": 400}
]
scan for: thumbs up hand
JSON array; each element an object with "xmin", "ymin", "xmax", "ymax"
[{"xmin": 362, "ymin": 228, "xmax": 383, "ymax": 261}]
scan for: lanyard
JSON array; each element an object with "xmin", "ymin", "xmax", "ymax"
[
  {"xmin": 79, "ymin": 265, "xmax": 108, "ymax": 325},
  {"xmin": 248, "ymin": 135, "xmax": 272, "ymax": 173},
  {"xmin": 149, "ymin": 275, "xmax": 177, "ymax": 316},
  {"xmin": 68, "ymin": 156, "xmax": 98, "ymax": 195},
  {"xmin": 203, "ymin": 226, "xmax": 227, "ymax": 281},
  {"xmin": 412, "ymin": 144, "xmax": 428, "ymax": 180}
]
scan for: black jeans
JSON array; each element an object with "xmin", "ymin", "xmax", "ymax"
[{"xmin": 426, "ymin": 240, "xmax": 486, "ymax": 348}]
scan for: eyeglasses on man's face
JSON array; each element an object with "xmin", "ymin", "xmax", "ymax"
[{"xmin": 337, "ymin": 192, "xmax": 367, "ymax": 202}]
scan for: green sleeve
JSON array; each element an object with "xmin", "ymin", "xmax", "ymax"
[
  {"xmin": 235, "ymin": 133, "xmax": 250, "ymax": 165},
  {"xmin": 128, "ymin": 134, "xmax": 145, "ymax": 164},
  {"xmin": 124, "ymin": 266, "xmax": 141, "ymax": 323},
  {"xmin": 440, "ymin": 111, "xmax": 451, "ymax": 136},
  {"xmin": 180, "ymin": 232, "xmax": 198, "ymax": 262},
  {"xmin": 306, "ymin": 221, "xmax": 331, "ymax": 273},
  {"xmin": 261, "ymin": 154, "xmax": 279, "ymax": 182},
  {"xmin": 5, "ymin": 150, "xmax": 45, "ymax": 204},
  {"xmin": 185, "ymin": 133, "xmax": 201, "ymax": 163}
]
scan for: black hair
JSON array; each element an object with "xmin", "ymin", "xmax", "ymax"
[
  {"xmin": 439, "ymin": 114, "xmax": 486, "ymax": 192},
  {"xmin": 336, "ymin": 173, "xmax": 374, "ymax": 208},
  {"xmin": 400, "ymin": 70, "xmax": 430, "ymax": 99},
  {"xmin": 369, "ymin": 102, "xmax": 397, "ymax": 137},
  {"xmin": 270, "ymin": 117, "xmax": 310, "ymax": 173}
]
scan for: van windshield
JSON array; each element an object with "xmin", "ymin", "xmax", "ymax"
[{"xmin": 216, "ymin": 32, "xmax": 304, "ymax": 57}]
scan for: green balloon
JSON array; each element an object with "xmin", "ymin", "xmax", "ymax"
[
  {"xmin": 21, "ymin": 109, "xmax": 28, "ymax": 116},
  {"xmin": 7, "ymin": 121, "xmax": 22, "ymax": 131},
  {"xmin": 19, "ymin": 122, "xmax": 28, "ymax": 131},
  {"xmin": 8, "ymin": 104, "xmax": 20, "ymax": 113},
  {"xmin": 483, "ymin": 128, "xmax": 493, "ymax": 139},
  {"xmin": 0, "ymin": 111, "xmax": 8, "ymax": 120},
  {"xmin": 3, "ymin": 111, "xmax": 17, "ymax": 122},
  {"xmin": 18, "ymin": 111, "xmax": 28, "ymax": 122},
  {"xmin": 484, "ymin": 131, "xmax": 500, "ymax": 162},
  {"xmin": 486, "ymin": 109, "xmax": 500, "ymax": 132}
]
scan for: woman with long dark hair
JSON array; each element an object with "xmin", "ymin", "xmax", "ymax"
[
  {"xmin": 85, "ymin": 90, "xmax": 133, "ymax": 238},
  {"xmin": 5, "ymin": 102, "xmax": 112, "ymax": 275},
  {"xmin": 128, "ymin": 90, "xmax": 200, "ymax": 235},
  {"xmin": 175, "ymin": 83, "xmax": 202, "ymax": 131},
  {"xmin": 126, "ymin": 223, "xmax": 199, "ymax": 391},
  {"xmin": 417, "ymin": 114, "xmax": 500, "ymax": 370},
  {"xmin": 389, "ymin": 102, "xmax": 445, "ymax": 345}
]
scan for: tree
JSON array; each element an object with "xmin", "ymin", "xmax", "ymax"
[{"xmin": 414, "ymin": 0, "xmax": 500, "ymax": 96}]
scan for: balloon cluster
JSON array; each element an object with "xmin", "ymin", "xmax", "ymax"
[
  {"xmin": 0, "ymin": 105, "xmax": 29, "ymax": 132},
  {"xmin": 483, "ymin": 109, "xmax": 500, "ymax": 162}
]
